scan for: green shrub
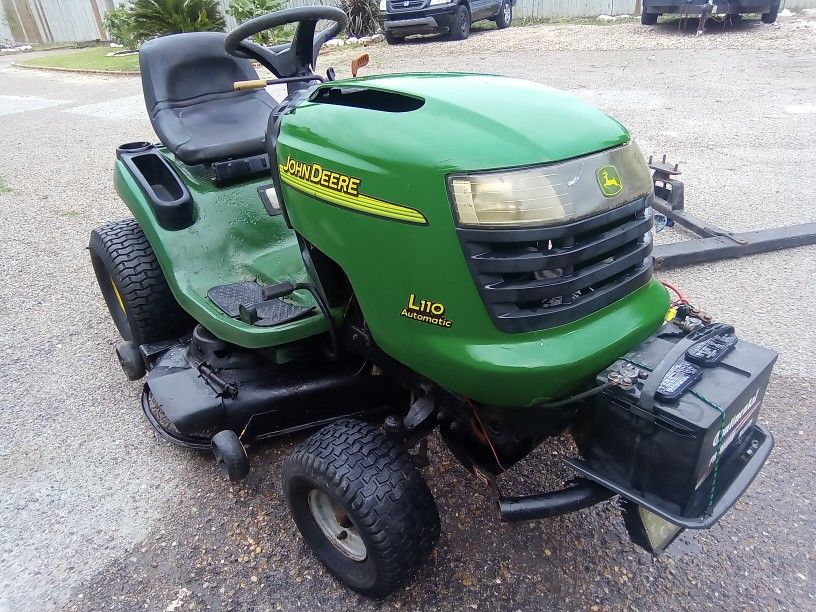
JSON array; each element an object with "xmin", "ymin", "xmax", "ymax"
[
  {"xmin": 340, "ymin": 0, "xmax": 378, "ymax": 38},
  {"xmin": 130, "ymin": 0, "xmax": 226, "ymax": 41},
  {"xmin": 226, "ymin": 0, "xmax": 288, "ymax": 45},
  {"xmin": 103, "ymin": 6, "xmax": 140, "ymax": 50}
]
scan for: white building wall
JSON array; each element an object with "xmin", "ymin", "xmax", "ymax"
[{"xmin": 1, "ymin": 0, "xmax": 814, "ymax": 45}]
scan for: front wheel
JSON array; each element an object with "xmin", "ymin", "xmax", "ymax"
[
  {"xmin": 282, "ymin": 419, "xmax": 440, "ymax": 597},
  {"xmin": 761, "ymin": 0, "xmax": 780, "ymax": 23},
  {"xmin": 448, "ymin": 4, "xmax": 471, "ymax": 40},
  {"xmin": 384, "ymin": 31, "xmax": 404, "ymax": 44},
  {"xmin": 495, "ymin": 0, "xmax": 512, "ymax": 29},
  {"xmin": 641, "ymin": 8, "xmax": 659, "ymax": 25}
]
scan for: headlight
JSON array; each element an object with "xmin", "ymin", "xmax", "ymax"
[
  {"xmin": 429, "ymin": 0, "xmax": 451, "ymax": 5},
  {"xmin": 379, "ymin": 0, "xmax": 387, "ymax": 9},
  {"xmin": 448, "ymin": 141, "xmax": 653, "ymax": 228}
]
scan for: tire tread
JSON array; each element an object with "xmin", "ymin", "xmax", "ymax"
[
  {"xmin": 89, "ymin": 219, "xmax": 191, "ymax": 344},
  {"xmin": 284, "ymin": 419, "xmax": 440, "ymax": 596}
]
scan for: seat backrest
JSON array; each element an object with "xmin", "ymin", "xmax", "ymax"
[
  {"xmin": 138, "ymin": 31, "xmax": 277, "ymax": 166},
  {"xmin": 140, "ymin": 31, "xmax": 259, "ymax": 114}
]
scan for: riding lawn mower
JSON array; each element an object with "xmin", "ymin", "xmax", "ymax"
[{"xmin": 90, "ymin": 7, "xmax": 779, "ymax": 596}]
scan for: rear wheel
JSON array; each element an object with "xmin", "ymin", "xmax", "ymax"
[
  {"xmin": 448, "ymin": 4, "xmax": 471, "ymax": 40},
  {"xmin": 761, "ymin": 0, "xmax": 780, "ymax": 23},
  {"xmin": 384, "ymin": 31, "xmax": 404, "ymax": 44},
  {"xmin": 282, "ymin": 419, "xmax": 440, "ymax": 596},
  {"xmin": 641, "ymin": 8, "xmax": 659, "ymax": 25},
  {"xmin": 495, "ymin": 0, "xmax": 512, "ymax": 29},
  {"xmin": 89, "ymin": 219, "xmax": 191, "ymax": 346}
]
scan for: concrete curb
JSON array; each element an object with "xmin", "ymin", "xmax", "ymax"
[{"xmin": 11, "ymin": 62, "xmax": 140, "ymax": 76}]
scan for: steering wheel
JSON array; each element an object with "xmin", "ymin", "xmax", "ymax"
[{"xmin": 225, "ymin": 7, "xmax": 348, "ymax": 79}]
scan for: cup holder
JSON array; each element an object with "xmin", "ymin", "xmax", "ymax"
[
  {"xmin": 117, "ymin": 143, "xmax": 195, "ymax": 231},
  {"xmin": 117, "ymin": 141, "xmax": 153, "ymax": 154}
]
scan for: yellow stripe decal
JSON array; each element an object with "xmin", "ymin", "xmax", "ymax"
[
  {"xmin": 280, "ymin": 167, "xmax": 427, "ymax": 226},
  {"xmin": 110, "ymin": 276, "xmax": 126, "ymax": 312}
]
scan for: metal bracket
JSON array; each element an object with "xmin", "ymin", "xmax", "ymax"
[
  {"xmin": 649, "ymin": 156, "xmax": 816, "ymax": 269},
  {"xmin": 677, "ymin": 0, "xmax": 717, "ymax": 35}
]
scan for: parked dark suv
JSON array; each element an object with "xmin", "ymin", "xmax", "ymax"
[{"xmin": 378, "ymin": 0, "xmax": 515, "ymax": 43}]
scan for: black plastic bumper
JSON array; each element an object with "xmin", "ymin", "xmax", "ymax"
[
  {"xmin": 378, "ymin": 6, "xmax": 457, "ymax": 35},
  {"xmin": 566, "ymin": 422, "xmax": 774, "ymax": 529},
  {"xmin": 497, "ymin": 422, "xmax": 772, "ymax": 526},
  {"xmin": 643, "ymin": 0, "xmax": 775, "ymax": 13}
]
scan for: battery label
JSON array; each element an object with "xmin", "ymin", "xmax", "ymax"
[
  {"xmin": 712, "ymin": 388, "xmax": 761, "ymax": 448},
  {"xmin": 695, "ymin": 389, "xmax": 763, "ymax": 489}
]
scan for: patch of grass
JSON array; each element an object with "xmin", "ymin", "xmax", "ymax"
[
  {"xmin": 0, "ymin": 176, "xmax": 10, "ymax": 194},
  {"xmin": 18, "ymin": 46, "xmax": 140, "ymax": 73},
  {"xmin": 27, "ymin": 41, "xmax": 100, "ymax": 51},
  {"xmin": 60, "ymin": 210, "xmax": 80, "ymax": 218}
]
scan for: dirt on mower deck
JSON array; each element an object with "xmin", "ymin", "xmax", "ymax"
[{"xmin": 0, "ymin": 13, "xmax": 815, "ymax": 612}]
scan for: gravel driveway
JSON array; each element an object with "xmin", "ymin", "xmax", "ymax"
[{"xmin": 1, "ymin": 15, "xmax": 814, "ymax": 612}]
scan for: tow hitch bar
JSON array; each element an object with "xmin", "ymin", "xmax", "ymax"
[{"xmin": 649, "ymin": 155, "xmax": 816, "ymax": 270}]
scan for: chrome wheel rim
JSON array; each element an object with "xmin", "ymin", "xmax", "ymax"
[
  {"xmin": 503, "ymin": 2, "xmax": 511, "ymax": 22},
  {"xmin": 307, "ymin": 489, "xmax": 367, "ymax": 561}
]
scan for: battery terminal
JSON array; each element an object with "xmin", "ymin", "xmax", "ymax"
[{"xmin": 608, "ymin": 363, "xmax": 644, "ymax": 390}]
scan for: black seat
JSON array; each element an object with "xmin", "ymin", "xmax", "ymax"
[{"xmin": 139, "ymin": 32, "xmax": 277, "ymax": 166}]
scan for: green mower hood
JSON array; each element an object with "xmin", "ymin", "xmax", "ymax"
[
  {"xmin": 277, "ymin": 73, "xmax": 668, "ymax": 407},
  {"xmin": 287, "ymin": 73, "xmax": 630, "ymax": 172}
]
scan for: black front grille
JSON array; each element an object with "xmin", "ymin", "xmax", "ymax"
[
  {"xmin": 457, "ymin": 196, "xmax": 654, "ymax": 333},
  {"xmin": 388, "ymin": 0, "xmax": 425, "ymax": 10}
]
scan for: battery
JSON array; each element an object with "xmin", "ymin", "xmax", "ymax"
[{"xmin": 572, "ymin": 322, "xmax": 777, "ymax": 521}]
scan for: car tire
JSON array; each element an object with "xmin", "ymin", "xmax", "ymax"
[
  {"xmin": 641, "ymin": 8, "xmax": 659, "ymax": 25},
  {"xmin": 761, "ymin": 0, "xmax": 780, "ymax": 23},
  {"xmin": 89, "ymin": 218, "xmax": 192, "ymax": 346},
  {"xmin": 495, "ymin": 0, "xmax": 512, "ymax": 29},
  {"xmin": 384, "ymin": 31, "xmax": 404, "ymax": 44},
  {"xmin": 448, "ymin": 4, "xmax": 471, "ymax": 40},
  {"xmin": 282, "ymin": 419, "xmax": 440, "ymax": 597}
]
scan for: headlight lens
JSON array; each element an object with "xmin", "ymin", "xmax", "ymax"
[
  {"xmin": 448, "ymin": 142, "xmax": 653, "ymax": 228},
  {"xmin": 635, "ymin": 506, "xmax": 684, "ymax": 554},
  {"xmin": 429, "ymin": 0, "xmax": 451, "ymax": 5}
]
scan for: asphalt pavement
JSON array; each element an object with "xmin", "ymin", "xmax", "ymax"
[{"xmin": 0, "ymin": 15, "xmax": 814, "ymax": 612}]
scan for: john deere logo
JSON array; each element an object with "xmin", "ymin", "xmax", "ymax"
[{"xmin": 596, "ymin": 165, "xmax": 623, "ymax": 197}]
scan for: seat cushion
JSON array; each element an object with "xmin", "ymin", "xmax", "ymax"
[
  {"xmin": 140, "ymin": 32, "xmax": 277, "ymax": 166},
  {"xmin": 152, "ymin": 91, "xmax": 275, "ymax": 165}
]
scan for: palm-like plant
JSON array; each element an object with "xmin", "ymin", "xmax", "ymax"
[
  {"xmin": 340, "ymin": 0, "xmax": 378, "ymax": 38},
  {"xmin": 226, "ymin": 0, "xmax": 287, "ymax": 46},
  {"xmin": 131, "ymin": 0, "xmax": 226, "ymax": 41}
]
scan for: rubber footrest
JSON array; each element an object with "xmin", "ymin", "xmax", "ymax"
[{"xmin": 207, "ymin": 281, "xmax": 313, "ymax": 327}]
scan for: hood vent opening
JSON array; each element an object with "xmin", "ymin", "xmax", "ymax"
[{"xmin": 310, "ymin": 87, "xmax": 424, "ymax": 112}]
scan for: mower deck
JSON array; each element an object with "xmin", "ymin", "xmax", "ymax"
[{"xmin": 143, "ymin": 326, "xmax": 404, "ymax": 448}]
